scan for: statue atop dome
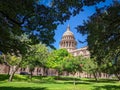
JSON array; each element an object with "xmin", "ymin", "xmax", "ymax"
[
  {"xmin": 67, "ymin": 24, "xmax": 70, "ymax": 31},
  {"xmin": 63, "ymin": 25, "xmax": 73, "ymax": 36}
]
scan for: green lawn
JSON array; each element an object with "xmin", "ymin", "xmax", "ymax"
[{"xmin": 0, "ymin": 74, "xmax": 120, "ymax": 90}]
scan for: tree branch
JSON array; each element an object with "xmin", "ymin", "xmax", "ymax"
[
  {"xmin": 0, "ymin": 11, "xmax": 34, "ymax": 27},
  {"xmin": 3, "ymin": 54, "xmax": 12, "ymax": 67},
  {"xmin": 0, "ymin": 11, "xmax": 21, "ymax": 26}
]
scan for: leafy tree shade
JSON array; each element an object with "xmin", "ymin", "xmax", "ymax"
[
  {"xmin": 80, "ymin": 57, "xmax": 98, "ymax": 81},
  {"xmin": 77, "ymin": 1, "xmax": 120, "ymax": 80},
  {"xmin": 63, "ymin": 55, "xmax": 82, "ymax": 75},
  {"xmin": 62, "ymin": 55, "xmax": 82, "ymax": 85},
  {"xmin": 22, "ymin": 43, "xmax": 49, "ymax": 79},
  {"xmin": 46, "ymin": 49, "xmax": 69, "ymax": 75},
  {"xmin": 1, "ymin": 53, "xmax": 22, "ymax": 82},
  {"xmin": 0, "ymin": 34, "xmax": 31, "ymax": 82},
  {"xmin": 0, "ymin": 0, "xmax": 105, "ymax": 55},
  {"xmin": 1, "ymin": 42, "xmax": 49, "ymax": 82}
]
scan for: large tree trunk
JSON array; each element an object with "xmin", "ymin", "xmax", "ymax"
[
  {"xmin": 9, "ymin": 66, "xmax": 16, "ymax": 82},
  {"xmin": 3, "ymin": 54, "xmax": 22, "ymax": 82},
  {"xmin": 42, "ymin": 67, "xmax": 48, "ymax": 76},
  {"xmin": 8, "ymin": 59, "xmax": 22, "ymax": 82},
  {"xmin": 72, "ymin": 73, "xmax": 76, "ymax": 86},
  {"xmin": 29, "ymin": 70, "xmax": 33, "ymax": 81},
  {"xmin": 42, "ymin": 67, "xmax": 45, "ymax": 76},
  {"xmin": 37, "ymin": 67, "xmax": 39, "ymax": 76},
  {"xmin": 73, "ymin": 77, "xmax": 76, "ymax": 86},
  {"xmin": 29, "ymin": 67, "xmax": 34, "ymax": 81},
  {"xmin": 8, "ymin": 64, "xmax": 20, "ymax": 82},
  {"xmin": 115, "ymin": 72, "xmax": 120, "ymax": 81},
  {"xmin": 92, "ymin": 71, "xmax": 98, "ymax": 82},
  {"xmin": 72, "ymin": 72, "xmax": 76, "ymax": 90},
  {"xmin": 7, "ymin": 65, "xmax": 10, "ymax": 76},
  {"xmin": 55, "ymin": 70, "xmax": 61, "ymax": 80}
]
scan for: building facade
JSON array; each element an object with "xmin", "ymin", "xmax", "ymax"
[{"xmin": 59, "ymin": 25, "xmax": 90, "ymax": 57}]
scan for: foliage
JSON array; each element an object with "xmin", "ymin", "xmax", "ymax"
[
  {"xmin": 23, "ymin": 43, "xmax": 49, "ymax": 67},
  {"xmin": 4, "ymin": 54, "xmax": 21, "ymax": 66},
  {"xmin": 0, "ymin": 0, "xmax": 105, "ymax": 55},
  {"xmin": 21, "ymin": 43, "xmax": 49, "ymax": 78},
  {"xmin": 80, "ymin": 57, "xmax": 98, "ymax": 74},
  {"xmin": 1, "ymin": 34, "xmax": 30, "ymax": 64},
  {"xmin": 63, "ymin": 55, "xmax": 82, "ymax": 75},
  {"xmin": 0, "ymin": 53, "xmax": 22, "ymax": 67},
  {"xmin": 46, "ymin": 49, "xmax": 69, "ymax": 74},
  {"xmin": 79, "ymin": 57, "xmax": 99, "ymax": 81},
  {"xmin": 0, "ymin": 34, "xmax": 31, "ymax": 82},
  {"xmin": 77, "ymin": 1, "xmax": 120, "ymax": 80}
]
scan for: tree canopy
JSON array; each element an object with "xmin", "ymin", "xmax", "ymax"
[
  {"xmin": 46, "ymin": 49, "xmax": 69, "ymax": 75},
  {"xmin": 0, "ymin": 0, "xmax": 105, "ymax": 55},
  {"xmin": 77, "ymin": 1, "xmax": 120, "ymax": 58},
  {"xmin": 77, "ymin": 1, "xmax": 120, "ymax": 80},
  {"xmin": 23, "ymin": 43, "xmax": 49, "ymax": 68},
  {"xmin": 63, "ymin": 55, "xmax": 82, "ymax": 75}
]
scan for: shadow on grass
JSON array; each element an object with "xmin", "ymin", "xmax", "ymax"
[
  {"xmin": 0, "ymin": 87, "xmax": 47, "ymax": 90},
  {"xmin": 32, "ymin": 80, "xmax": 91, "ymax": 85},
  {"xmin": 13, "ymin": 75, "xmax": 29, "ymax": 81},
  {"xmin": 54, "ymin": 76, "xmax": 81, "ymax": 81},
  {"xmin": 33, "ymin": 76, "xmax": 81, "ymax": 81},
  {"xmin": 0, "ymin": 74, "xmax": 29, "ymax": 82},
  {"xmin": 62, "ymin": 81, "xmax": 91, "ymax": 85},
  {"xmin": 93, "ymin": 85, "xmax": 120, "ymax": 90},
  {"xmin": 83, "ymin": 79, "xmax": 118, "ymax": 83},
  {"xmin": 0, "ymin": 74, "xmax": 9, "ymax": 81},
  {"xmin": 32, "ymin": 76, "xmax": 42, "ymax": 80}
]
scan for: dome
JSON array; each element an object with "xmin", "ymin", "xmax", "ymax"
[
  {"xmin": 63, "ymin": 30, "xmax": 73, "ymax": 36},
  {"xmin": 63, "ymin": 25, "xmax": 73, "ymax": 36},
  {"xmin": 60, "ymin": 25, "xmax": 77, "ymax": 52}
]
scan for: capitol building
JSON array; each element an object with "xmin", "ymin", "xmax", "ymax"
[
  {"xmin": 0, "ymin": 25, "xmax": 110, "ymax": 78},
  {"xmin": 59, "ymin": 25, "xmax": 90, "ymax": 57}
]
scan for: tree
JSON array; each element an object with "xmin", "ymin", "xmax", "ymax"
[
  {"xmin": 62, "ymin": 55, "xmax": 82, "ymax": 85},
  {"xmin": 23, "ymin": 43, "xmax": 49, "ymax": 79},
  {"xmin": 46, "ymin": 49, "xmax": 69, "ymax": 76},
  {"xmin": 2, "ymin": 53, "xmax": 22, "ymax": 82},
  {"xmin": 0, "ymin": 0, "xmax": 105, "ymax": 55},
  {"xmin": 1, "ymin": 34, "xmax": 31, "ymax": 82},
  {"xmin": 77, "ymin": 1, "xmax": 120, "ymax": 80},
  {"xmin": 80, "ymin": 57, "xmax": 98, "ymax": 81}
]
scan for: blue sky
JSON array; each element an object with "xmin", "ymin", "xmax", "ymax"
[{"xmin": 52, "ymin": 0, "xmax": 113, "ymax": 49}]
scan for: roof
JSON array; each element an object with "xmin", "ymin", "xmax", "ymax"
[{"xmin": 63, "ymin": 25, "xmax": 73, "ymax": 36}]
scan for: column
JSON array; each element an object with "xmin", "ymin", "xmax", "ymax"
[{"xmin": 69, "ymin": 41, "xmax": 70, "ymax": 47}]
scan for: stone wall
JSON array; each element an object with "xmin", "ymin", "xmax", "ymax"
[
  {"xmin": 0, "ymin": 64, "xmax": 111, "ymax": 79},
  {"xmin": 0, "ymin": 64, "xmax": 9, "ymax": 74}
]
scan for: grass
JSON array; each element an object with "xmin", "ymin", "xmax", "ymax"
[{"xmin": 0, "ymin": 74, "xmax": 120, "ymax": 90}]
